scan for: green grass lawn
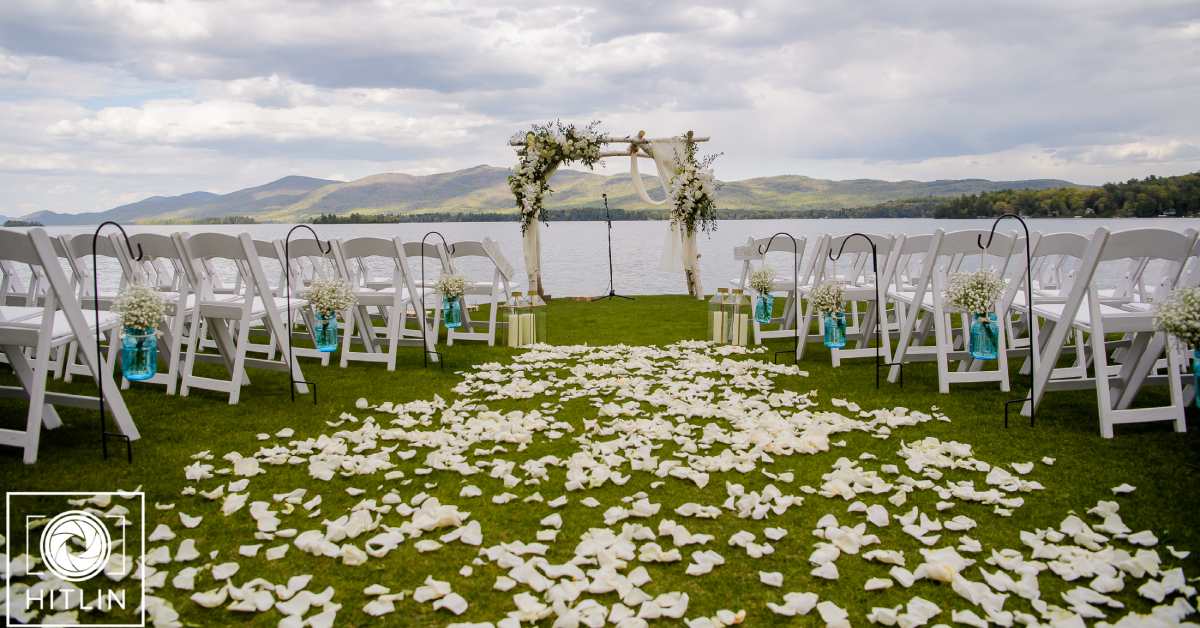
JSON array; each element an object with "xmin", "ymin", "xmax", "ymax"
[{"xmin": 2, "ymin": 295, "xmax": 1198, "ymax": 626}]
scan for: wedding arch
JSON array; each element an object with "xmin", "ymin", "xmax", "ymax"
[{"xmin": 507, "ymin": 121, "xmax": 716, "ymax": 298}]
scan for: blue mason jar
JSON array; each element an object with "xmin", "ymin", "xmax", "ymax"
[
  {"xmin": 121, "ymin": 326, "xmax": 157, "ymax": 381},
  {"xmin": 969, "ymin": 312, "xmax": 999, "ymax": 360},
  {"xmin": 314, "ymin": 312, "xmax": 338, "ymax": 352},
  {"xmin": 823, "ymin": 311, "xmax": 846, "ymax": 349},
  {"xmin": 755, "ymin": 294, "xmax": 774, "ymax": 325},
  {"xmin": 443, "ymin": 296, "xmax": 463, "ymax": 329},
  {"xmin": 1193, "ymin": 349, "xmax": 1200, "ymax": 408}
]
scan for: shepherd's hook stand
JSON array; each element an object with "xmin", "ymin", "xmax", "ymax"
[
  {"xmin": 829, "ymin": 233, "xmax": 903, "ymax": 389},
  {"xmin": 594, "ymin": 193, "xmax": 633, "ymax": 301},
  {"xmin": 759, "ymin": 233, "xmax": 800, "ymax": 365},
  {"xmin": 978, "ymin": 214, "xmax": 1035, "ymax": 428},
  {"xmin": 93, "ymin": 221, "xmax": 140, "ymax": 462},
  {"xmin": 420, "ymin": 232, "xmax": 455, "ymax": 368},
  {"xmin": 284, "ymin": 225, "xmax": 331, "ymax": 404}
]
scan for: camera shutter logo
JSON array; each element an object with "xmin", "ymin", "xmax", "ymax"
[{"xmin": 39, "ymin": 510, "xmax": 112, "ymax": 582}]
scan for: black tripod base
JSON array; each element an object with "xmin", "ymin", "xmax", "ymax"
[{"xmin": 594, "ymin": 291, "xmax": 634, "ymax": 301}]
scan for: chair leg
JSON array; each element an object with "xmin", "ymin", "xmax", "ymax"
[
  {"xmin": 934, "ymin": 311, "xmax": 951, "ymax": 394},
  {"xmin": 227, "ymin": 316, "xmax": 253, "ymax": 405},
  {"xmin": 179, "ymin": 310, "xmax": 202, "ymax": 397},
  {"xmin": 23, "ymin": 333, "xmax": 54, "ymax": 463},
  {"xmin": 387, "ymin": 306, "xmax": 401, "ymax": 371}
]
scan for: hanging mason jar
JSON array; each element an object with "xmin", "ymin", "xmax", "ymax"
[
  {"xmin": 504, "ymin": 292, "xmax": 547, "ymax": 347},
  {"xmin": 823, "ymin": 311, "xmax": 847, "ymax": 349},
  {"xmin": 443, "ymin": 295, "xmax": 464, "ymax": 330},
  {"xmin": 1192, "ymin": 349, "xmax": 1200, "ymax": 408},
  {"xmin": 121, "ymin": 326, "xmax": 157, "ymax": 381},
  {"xmin": 969, "ymin": 312, "xmax": 999, "ymax": 360},
  {"xmin": 754, "ymin": 293, "xmax": 774, "ymax": 325},
  {"xmin": 313, "ymin": 312, "xmax": 339, "ymax": 352}
]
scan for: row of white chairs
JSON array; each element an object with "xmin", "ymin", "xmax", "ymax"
[
  {"xmin": 0, "ymin": 227, "xmax": 516, "ymax": 463},
  {"xmin": 732, "ymin": 227, "xmax": 1198, "ymax": 438}
]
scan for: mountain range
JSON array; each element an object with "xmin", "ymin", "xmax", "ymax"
[{"xmin": 17, "ymin": 166, "xmax": 1080, "ymax": 225}]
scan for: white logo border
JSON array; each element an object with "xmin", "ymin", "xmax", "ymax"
[{"xmin": 5, "ymin": 491, "xmax": 146, "ymax": 628}]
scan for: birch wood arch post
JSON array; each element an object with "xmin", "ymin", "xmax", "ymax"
[{"xmin": 508, "ymin": 123, "xmax": 714, "ymax": 297}]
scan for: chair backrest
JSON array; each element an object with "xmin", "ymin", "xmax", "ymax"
[
  {"xmin": 174, "ymin": 232, "xmax": 254, "ymax": 301},
  {"xmin": 1097, "ymin": 228, "xmax": 1197, "ymax": 302},
  {"xmin": 335, "ymin": 236, "xmax": 407, "ymax": 287},
  {"xmin": 449, "ymin": 239, "xmax": 515, "ymax": 292},
  {"xmin": 815, "ymin": 233, "xmax": 895, "ymax": 288}
]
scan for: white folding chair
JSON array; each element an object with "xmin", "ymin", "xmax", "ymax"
[
  {"xmin": 446, "ymin": 238, "xmax": 515, "ymax": 346},
  {"xmin": 820, "ymin": 234, "xmax": 898, "ymax": 367},
  {"xmin": 1025, "ymin": 227, "xmax": 1196, "ymax": 436},
  {"xmin": 0, "ymin": 228, "xmax": 139, "ymax": 463},
  {"xmin": 332, "ymin": 236, "xmax": 436, "ymax": 369},
  {"xmin": 734, "ymin": 236, "xmax": 809, "ymax": 346},
  {"xmin": 174, "ymin": 232, "xmax": 309, "ymax": 404},
  {"xmin": 887, "ymin": 229, "xmax": 1017, "ymax": 393}
]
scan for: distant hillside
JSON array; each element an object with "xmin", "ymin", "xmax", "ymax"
[
  {"xmin": 22, "ymin": 166, "xmax": 1083, "ymax": 224},
  {"xmin": 27, "ymin": 176, "xmax": 340, "ymax": 225}
]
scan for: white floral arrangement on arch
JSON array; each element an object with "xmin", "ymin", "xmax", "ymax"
[
  {"xmin": 508, "ymin": 120, "xmax": 604, "ymax": 233},
  {"xmin": 944, "ymin": 271, "xmax": 1005, "ymax": 314},
  {"xmin": 749, "ymin": 267, "xmax": 775, "ymax": 295},
  {"xmin": 303, "ymin": 278, "xmax": 356, "ymax": 318},
  {"xmin": 810, "ymin": 282, "xmax": 845, "ymax": 316},
  {"xmin": 434, "ymin": 274, "xmax": 467, "ymax": 300},
  {"xmin": 112, "ymin": 284, "xmax": 165, "ymax": 330},
  {"xmin": 1155, "ymin": 287, "xmax": 1200, "ymax": 348},
  {"xmin": 668, "ymin": 132, "xmax": 720, "ymax": 235}
]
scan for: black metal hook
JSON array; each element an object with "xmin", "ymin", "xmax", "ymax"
[
  {"xmin": 827, "ymin": 233, "xmax": 901, "ymax": 389},
  {"xmin": 758, "ymin": 233, "xmax": 800, "ymax": 364},
  {"xmin": 92, "ymin": 220, "xmax": 140, "ymax": 463},
  {"xmin": 420, "ymin": 231, "xmax": 454, "ymax": 368},
  {"xmin": 284, "ymin": 224, "xmax": 332, "ymax": 404},
  {"xmin": 978, "ymin": 213, "xmax": 1035, "ymax": 428}
]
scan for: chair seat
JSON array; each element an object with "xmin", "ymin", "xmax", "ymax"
[
  {"xmin": 1031, "ymin": 300, "xmax": 1157, "ymax": 333},
  {"xmin": 0, "ymin": 307, "xmax": 122, "ymax": 346}
]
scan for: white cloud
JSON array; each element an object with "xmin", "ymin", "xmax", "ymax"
[{"xmin": 0, "ymin": 0, "xmax": 1196, "ymax": 213}]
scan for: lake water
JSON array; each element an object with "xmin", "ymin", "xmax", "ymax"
[{"xmin": 35, "ymin": 218, "xmax": 1200, "ymax": 296}]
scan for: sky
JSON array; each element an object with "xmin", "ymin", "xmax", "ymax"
[{"xmin": 0, "ymin": 0, "xmax": 1198, "ymax": 215}]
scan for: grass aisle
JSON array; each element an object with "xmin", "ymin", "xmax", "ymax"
[{"xmin": 2, "ymin": 296, "xmax": 1198, "ymax": 626}]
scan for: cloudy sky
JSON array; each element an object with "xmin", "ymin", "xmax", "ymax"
[{"xmin": 1, "ymin": 0, "xmax": 1198, "ymax": 215}]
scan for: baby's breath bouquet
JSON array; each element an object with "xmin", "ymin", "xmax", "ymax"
[
  {"xmin": 303, "ymin": 278, "xmax": 356, "ymax": 318},
  {"xmin": 944, "ymin": 271, "xmax": 1004, "ymax": 314},
  {"xmin": 434, "ymin": 274, "xmax": 467, "ymax": 300},
  {"xmin": 810, "ymin": 282, "xmax": 845, "ymax": 315},
  {"xmin": 1155, "ymin": 287, "xmax": 1200, "ymax": 348},
  {"xmin": 112, "ymin": 284, "xmax": 165, "ymax": 330},
  {"xmin": 749, "ymin": 267, "xmax": 775, "ymax": 295}
]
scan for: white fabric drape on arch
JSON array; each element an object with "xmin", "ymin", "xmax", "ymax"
[
  {"xmin": 628, "ymin": 140, "xmax": 688, "ymax": 273},
  {"xmin": 632, "ymin": 139, "xmax": 702, "ymax": 296}
]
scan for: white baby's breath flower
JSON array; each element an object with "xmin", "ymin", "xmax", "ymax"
[
  {"xmin": 810, "ymin": 282, "xmax": 844, "ymax": 316},
  {"xmin": 750, "ymin": 268, "xmax": 776, "ymax": 294},
  {"xmin": 1156, "ymin": 287, "xmax": 1200, "ymax": 348},
  {"xmin": 113, "ymin": 284, "xmax": 166, "ymax": 329},
  {"xmin": 435, "ymin": 275, "xmax": 467, "ymax": 299},
  {"xmin": 944, "ymin": 271, "xmax": 1004, "ymax": 314},
  {"xmin": 303, "ymin": 278, "xmax": 356, "ymax": 317}
]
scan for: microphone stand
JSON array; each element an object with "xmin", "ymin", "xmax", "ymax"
[{"xmin": 594, "ymin": 193, "xmax": 633, "ymax": 301}]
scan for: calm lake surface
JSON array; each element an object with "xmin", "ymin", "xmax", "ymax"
[{"xmin": 38, "ymin": 218, "xmax": 1200, "ymax": 296}]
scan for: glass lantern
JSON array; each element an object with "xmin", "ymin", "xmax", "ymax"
[
  {"xmin": 708, "ymin": 289, "xmax": 730, "ymax": 343},
  {"xmin": 726, "ymin": 289, "xmax": 750, "ymax": 346},
  {"xmin": 504, "ymin": 292, "xmax": 547, "ymax": 347}
]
